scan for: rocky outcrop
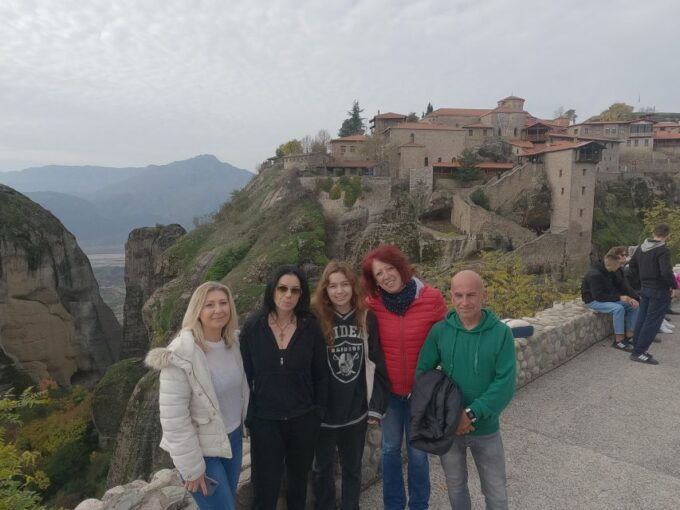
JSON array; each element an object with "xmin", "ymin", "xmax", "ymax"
[
  {"xmin": 0, "ymin": 185, "xmax": 121, "ymax": 387},
  {"xmin": 106, "ymin": 371, "xmax": 172, "ymax": 488},
  {"xmin": 120, "ymin": 225, "xmax": 186, "ymax": 359},
  {"xmin": 91, "ymin": 358, "xmax": 148, "ymax": 446}
]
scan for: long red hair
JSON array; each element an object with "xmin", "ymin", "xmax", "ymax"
[
  {"xmin": 312, "ymin": 260, "xmax": 367, "ymax": 346},
  {"xmin": 361, "ymin": 244, "xmax": 414, "ymax": 296}
]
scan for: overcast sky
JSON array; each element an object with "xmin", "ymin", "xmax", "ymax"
[{"xmin": 1, "ymin": 0, "xmax": 678, "ymax": 172}]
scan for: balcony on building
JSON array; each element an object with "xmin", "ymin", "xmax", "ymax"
[{"xmin": 575, "ymin": 144, "xmax": 602, "ymax": 163}]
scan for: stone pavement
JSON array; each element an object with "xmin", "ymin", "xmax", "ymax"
[{"xmin": 360, "ymin": 327, "xmax": 680, "ymax": 509}]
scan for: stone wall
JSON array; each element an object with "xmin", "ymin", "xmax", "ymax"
[
  {"xmin": 409, "ymin": 167, "xmax": 433, "ymax": 194},
  {"xmin": 451, "ymin": 193, "xmax": 536, "ymax": 248},
  {"xmin": 483, "ymin": 162, "xmax": 538, "ymax": 211},
  {"xmin": 508, "ymin": 231, "xmax": 567, "ymax": 274}
]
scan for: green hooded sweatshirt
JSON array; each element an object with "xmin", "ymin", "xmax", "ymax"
[{"xmin": 416, "ymin": 308, "xmax": 516, "ymax": 436}]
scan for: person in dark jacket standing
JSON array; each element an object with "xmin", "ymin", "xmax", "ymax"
[
  {"xmin": 362, "ymin": 245, "xmax": 447, "ymax": 510},
  {"xmin": 240, "ymin": 265, "xmax": 328, "ymax": 510},
  {"xmin": 582, "ymin": 254, "xmax": 639, "ymax": 352},
  {"xmin": 416, "ymin": 270, "xmax": 516, "ymax": 510},
  {"xmin": 311, "ymin": 260, "xmax": 389, "ymax": 510},
  {"xmin": 629, "ymin": 224, "xmax": 679, "ymax": 365}
]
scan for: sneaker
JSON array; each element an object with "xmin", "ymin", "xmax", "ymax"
[
  {"xmin": 662, "ymin": 319, "xmax": 675, "ymax": 329},
  {"xmin": 659, "ymin": 324, "xmax": 672, "ymax": 334},
  {"xmin": 612, "ymin": 340, "xmax": 633, "ymax": 352},
  {"xmin": 630, "ymin": 352, "xmax": 659, "ymax": 365}
]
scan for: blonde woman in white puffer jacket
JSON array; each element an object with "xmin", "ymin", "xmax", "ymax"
[{"xmin": 145, "ymin": 281, "xmax": 249, "ymax": 510}]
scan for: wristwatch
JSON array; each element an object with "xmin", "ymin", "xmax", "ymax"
[{"xmin": 465, "ymin": 407, "xmax": 477, "ymax": 423}]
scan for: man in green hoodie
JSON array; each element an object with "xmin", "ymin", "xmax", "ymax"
[{"xmin": 416, "ymin": 270, "xmax": 516, "ymax": 510}]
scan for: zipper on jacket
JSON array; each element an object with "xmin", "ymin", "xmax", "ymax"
[{"xmin": 400, "ymin": 316, "xmax": 407, "ymax": 394}]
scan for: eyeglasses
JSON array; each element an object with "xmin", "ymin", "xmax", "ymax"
[{"xmin": 276, "ymin": 285, "xmax": 302, "ymax": 296}]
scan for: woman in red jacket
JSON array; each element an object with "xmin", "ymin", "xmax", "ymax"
[{"xmin": 361, "ymin": 245, "xmax": 447, "ymax": 510}]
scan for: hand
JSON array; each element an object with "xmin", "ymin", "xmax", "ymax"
[
  {"xmin": 185, "ymin": 473, "xmax": 208, "ymax": 496},
  {"xmin": 629, "ymin": 298, "xmax": 639, "ymax": 309},
  {"xmin": 367, "ymin": 417, "xmax": 380, "ymax": 426},
  {"xmin": 455, "ymin": 409, "xmax": 475, "ymax": 436}
]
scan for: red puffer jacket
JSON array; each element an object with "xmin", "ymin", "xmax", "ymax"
[{"xmin": 367, "ymin": 280, "xmax": 447, "ymax": 396}]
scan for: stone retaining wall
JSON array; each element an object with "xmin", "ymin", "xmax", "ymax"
[{"xmin": 77, "ymin": 300, "xmax": 614, "ymax": 510}]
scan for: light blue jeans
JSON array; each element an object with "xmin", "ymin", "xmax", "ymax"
[
  {"xmin": 382, "ymin": 393, "xmax": 430, "ymax": 510},
  {"xmin": 440, "ymin": 431, "xmax": 508, "ymax": 510},
  {"xmin": 190, "ymin": 426, "xmax": 243, "ymax": 510},
  {"xmin": 586, "ymin": 300, "xmax": 639, "ymax": 335}
]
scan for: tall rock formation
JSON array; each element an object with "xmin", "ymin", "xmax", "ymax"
[
  {"xmin": 0, "ymin": 185, "xmax": 121, "ymax": 387},
  {"xmin": 120, "ymin": 225, "xmax": 186, "ymax": 359}
]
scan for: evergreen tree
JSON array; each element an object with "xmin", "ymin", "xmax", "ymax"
[
  {"xmin": 338, "ymin": 101, "xmax": 365, "ymax": 137},
  {"xmin": 426, "ymin": 102, "xmax": 434, "ymax": 115}
]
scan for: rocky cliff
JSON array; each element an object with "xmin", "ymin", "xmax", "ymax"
[
  {"xmin": 0, "ymin": 185, "xmax": 121, "ymax": 387},
  {"xmin": 120, "ymin": 225, "xmax": 186, "ymax": 359}
]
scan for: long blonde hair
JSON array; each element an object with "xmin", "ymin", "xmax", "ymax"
[
  {"xmin": 182, "ymin": 281, "xmax": 239, "ymax": 351},
  {"xmin": 312, "ymin": 260, "xmax": 367, "ymax": 346}
]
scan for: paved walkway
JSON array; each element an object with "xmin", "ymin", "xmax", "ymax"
[{"xmin": 360, "ymin": 327, "xmax": 680, "ymax": 509}]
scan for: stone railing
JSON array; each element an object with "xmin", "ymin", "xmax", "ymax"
[{"xmin": 76, "ymin": 300, "xmax": 614, "ymax": 510}]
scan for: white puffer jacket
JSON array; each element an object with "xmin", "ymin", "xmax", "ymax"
[{"xmin": 145, "ymin": 330, "xmax": 249, "ymax": 481}]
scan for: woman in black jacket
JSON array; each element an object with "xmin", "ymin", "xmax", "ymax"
[
  {"xmin": 311, "ymin": 260, "xmax": 389, "ymax": 510},
  {"xmin": 240, "ymin": 265, "xmax": 328, "ymax": 510}
]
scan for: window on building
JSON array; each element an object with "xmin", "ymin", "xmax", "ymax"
[
  {"xmin": 584, "ymin": 127, "xmax": 589, "ymax": 134},
  {"xmin": 410, "ymin": 133, "xmax": 415, "ymax": 143},
  {"xmin": 424, "ymin": 157, "xmax": 429, "ymax": 166},
  {"xmin": 634, "ymin": 139, "xmax": 639, "ymax": 146},
  {"xmin": 350, "ymin": 146, "xmax": 355, "ymax": 153},
  {"xmin": 498, "ymin": 128, "xmax": 501, "ymax": 136},
  {"xmin": 469, "ymin": 129, "xmax": 473, "ymax": 136},
  {"xmin": 341, "ymin": 146, "xmax": 346, "ymax": 154},
  {"xmin": 514, "ymin": 127, "xmax": 518, "ymax": 136},
  {"xmin": 582, "ymin": 168, "xmax": 586, "ymax": 176},
  {"xmin": 561, "ymin": 187, "xmax": 565, "ymax": 195},
  {"xmin": 627, "ymin": 140, "xmax": 631, "ymax": 146},
  {"xmin": 581, "ymin": 186, "xmax": 586, "ymax": 195},
  {"xmin": 559, "ymin": 169, "xmax": 563, "ymax": 177},
  {"xmin": 644, "ymin": 139, "xmax": 649, "ymax": 146},
  {"xmin": 579, "ymin": 209, "xmax": 584, "ymax": 217},
  {"xmin": 579, "ymin": 231, "xmax": 583, "ymax": 237},
  {"xmin": 438, "ymin": 157, "xmax": 442, "ymax": 162}
]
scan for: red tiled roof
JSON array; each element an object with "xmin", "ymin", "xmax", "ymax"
[
  {"xmin": 331, "ymin": 135, "xmax": 367, "ymax": 142},
  {"xmin": 372, "ymin": 112, "xmax": 406, "ymax": 119},
  {"xmin": 524, "ymin": 119, "xmax": 562, "ymax": 129},
  {"xmin": 462, "ymin": 123, "xmax": 493, "ymax": 128},
  {"xmin": 387, "ymin": 122, "xmax": 462, "ymax": 131},
  {"xmin": 501, "ymin": 95, "xmax": 525, "ymax": 101},
  {"xmin": 654, "ymin": 122, "xmax": 680, "ymax": 128},
  {"xmin": 508, "ymin": 139, "xmax": 535, "ymax": 149},
  {"xmin": 521, "ymin": 141, "xmax": 599, "ymax": 156},
  {"xmin": 654, "ymin": 132, "xmax": 680, "ymax": 139},
  {"xmin": 549, "ymin": 133, "xmax": 622, "ymax": 143},
  {"xmin": 482, "ymin": 107, "xmax": 527, "ymax": 116},
  {"xmin": 327, "ymin": 159, "xmax": 375, "ymax": 168},
  {"xmin": 432, "ymin": 161, "xmax": 515, "ymax": 170},
  {"xmin": 429, "ymin": 108, "xmax": 492, "ymax": 117}
]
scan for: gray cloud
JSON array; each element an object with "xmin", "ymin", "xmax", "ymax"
[{"xmin": 0, "ymin": 0, "xmax": 678, "ymax": 171}]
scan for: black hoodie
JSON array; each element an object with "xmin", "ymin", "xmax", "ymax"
[
  {"xmin": 322, "ymin": 309, "xmax": 389, "ymax": 428},
  {"xmin": 629, "ymin": 239, "xmax": 678, "ymax": 290},
  {"xmin": 581, "ymin": 261, "xmax": 634, "ymax": 303},
  {"xmin": 240, "ymin": 311, "xmax": 328, "ymax": 421}
]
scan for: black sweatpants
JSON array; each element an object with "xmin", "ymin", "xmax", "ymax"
[
  {"xmin": 312, "ymin": 419, "xmax": 368, "ymax": 510},
  {"xmin": 250, "ymin": 411, "xmax": 321, "ymax": 510}
]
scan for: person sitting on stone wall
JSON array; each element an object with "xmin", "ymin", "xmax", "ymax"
[{"xmin": 582, "ymin": 254, "xmax": 640, "ymax": 352}]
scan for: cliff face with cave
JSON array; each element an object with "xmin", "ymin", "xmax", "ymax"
[{"xmin": 0, "ymin": 184, "xmax": 121, "ymax": 387}]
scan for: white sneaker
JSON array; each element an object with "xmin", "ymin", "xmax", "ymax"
[
  {"xmin": 659, "ymin": 324, "xmax": 673, "ymax": 334},
  {"xmin": 665, "ymin": 320, "xmax": 675, "ymax": 329}
]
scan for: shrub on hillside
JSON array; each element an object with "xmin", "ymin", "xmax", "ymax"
[
  {"xmin": 205, "ymin": 243, "xmax": 252, "ymax": 281},
  {"xmin": 329, "ymin": 184, "xmax": 342, "ymax": 200},
  {"xmin": 470, "ymin": 189, "xmax": 490, "ymax": 210}
]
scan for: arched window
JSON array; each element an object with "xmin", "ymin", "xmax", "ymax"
[{"xmin": 410, "ymin": 133, "xmax": 415, "ymax": 143}]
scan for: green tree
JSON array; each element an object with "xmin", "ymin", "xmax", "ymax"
[
  {"xmin": 0, "ymin": 388, "xmax": 49, "ymax": 510},
  {"xmin": 338, "ymin": 101, "xmax": 365, "ymax": 137},
  {"xmin": 310, "ymin": 129, "xmax": 331, "ymax": 154},
  {"xmin": 275, "ymin": 139, "xmax": 303, "ymax": 158},
  {"xmin": 564, "ymin": 109, "xmax": 577, "ymax": 124},
  {"xmin": 470, "ymin": 188, "xmax": 490, "ymax": 210},
  {"xmin": 426, "ymin": 102, "xmax": 434, "ymax": 115},
  {"xmin": 406, "ymin": 112, "xmax": 419, "ymax": 122},
  {"xmin": 642, "ymin": 202, "xmax": 680, "ymax": 260},
  {"xmin": 600, "ymin": 103, "xmax": 634, "ymax": 121},
  {"xmin": 455, "ymin": 148, "xmax": 480, "ymax": 181}
]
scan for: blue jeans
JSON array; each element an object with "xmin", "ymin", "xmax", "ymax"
[
  {"xmin": 190, "ymin": 426, "xmax": 243, "ymax": 510},
  {"xmin": 382, "ymin": 393, "xmax": 430, "ymax": 510},
  {"xmin": 633, "ymin": 287, "xmax": 672, "ymax": 355},
  {"xmin": 586, "ymin": 300, "xmax": 639, "ymax": 335},
  {"xmin": 439, "ymin": 431, "xmax": 508, "ymax": 510}
]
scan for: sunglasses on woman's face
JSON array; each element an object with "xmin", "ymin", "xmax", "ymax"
[{"xmin": 276, "ymin": 285, "xmax": 302, "ymax": 296}]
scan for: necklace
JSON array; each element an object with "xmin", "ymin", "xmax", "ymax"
[{"xmin": 269, "ymin": 313, "xmax": 295, "ymax": 346}]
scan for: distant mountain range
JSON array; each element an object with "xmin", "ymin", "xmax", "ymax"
[{"xmin": 0, "ymin": 155, "xmax": 253, "ymax": 251}]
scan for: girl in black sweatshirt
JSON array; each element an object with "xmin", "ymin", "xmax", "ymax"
[
  {"xmin": 311, "ymin": 260, "xmax": 389, "ymax": 510},
  {"xmin": 240, "ymin": 265, "xmax": 327, "ymax": 510}
]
